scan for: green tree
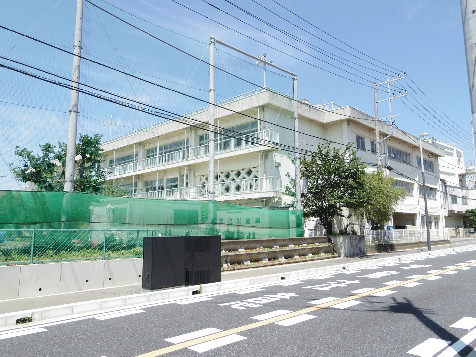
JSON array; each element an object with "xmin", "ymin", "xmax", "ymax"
[
  {"xmin": 10, "ymin": 143, "xmax": 64, "ymax": 191},
  {"xmin": 300, "ymin": 143, "xmax": 368, "ymax": 234},
  {"xmin": 11, "ymin": 134, "xmax": 109, "ymax": 194},
  {"xmin": 358, "ymin": 167, "xmax": 407, "ymax": 229},
  {"xmin": 465, "ymin": 208, "xmax": 476, "ymax": 228}
]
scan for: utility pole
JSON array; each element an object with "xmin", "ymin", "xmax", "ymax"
[
  {"xmin": 208, "ymin": 36, "xmax": 216, "ymax": 200},
  {"xmin": 373, "ymin": 75, "xmax": 407, "ymax": 168},
  {"xmin": 419, "ymin": 133, "xmax": 431, "ymax": 251},
  {"xmin": 64, "ymin": 0, "xmax": 84, "ymax": 192},
  {"xmin": 460, "ymin": 0, "xmax": 476, "ymax": 160},
  {"xmin": 294, "ymin": 75, "xmax": 302, "ymax": 211}
]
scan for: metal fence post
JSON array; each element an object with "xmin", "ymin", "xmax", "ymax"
[
  {"xmin": 30, "ymin": 229, "xmax": 36, "ymax": 264},
  {"xmin": 103, "ymin": 230, "xmax": 107, "ymax": 260}
]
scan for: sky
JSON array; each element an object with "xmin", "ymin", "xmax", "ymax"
[{"xmin": 0, "ymin": 0, "xmax": 474, "ymax": 189}]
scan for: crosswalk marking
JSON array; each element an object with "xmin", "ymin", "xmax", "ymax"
[
  {"xmin": 406, "ymin": 275, "xmax": 425, "ymax": 279},
  {"xmin": 0, "ymin": 327, "xmax": 47, "ymax": 340},
  {"xmin": 442, "ymin": 271, "xmax": 458, "ymax": 275},
  {"xmin": 371, "ymin": 290, "xmax": 396, "ymax": 297},
  {"xmin": 437, "ymin": 328, "xmax": 476, "ymax": 356},
  {"xmin": 425, "ymin": 276, "xmax": 441, "ymax": 281},
  {"xmin": 407, "ymin": 338, "xmax": 450, "ymax": 357},
  {"xmin": 309, "ymin": 297, "xmax": 339, "ymax": 305},
  {"xmin": 251, "ymin": 310, "xmax": 292, "ymax": 321},
  {"xmin": 165, "ymin": 328, "xmax": 222, "ymax": 344},
  {"xmin": 275, "ymin": 314, "xmax": 317, "ymax": 326},
  {"xmin": 403, "ymin": 282, "xmax": 422, "ymax": 288},
  {"xmin": 383, "ymin": 280, "xmax": 403, "ymax": 285},
  {"xmin": 332, "ymin": 300, "xmax": 361, "ymax": 309},
  {"xmin": 351, "ymin": 288, "xmax": 374, "ymax": 294},
  {"xmin": 450, "ymin": 317, "xmax": 476, "ymax": 330},
  {"xmin": 188, "ymin": 334, "xmax": 246, "ymax": 353}
]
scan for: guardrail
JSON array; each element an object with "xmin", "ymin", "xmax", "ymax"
[
  {"xmin": 0, "ymin": 229, "xmax": 156, "ymax": 265},
  {"xmin": 364, "ymin": 229, "xmax": 449, "ymax": 245}
]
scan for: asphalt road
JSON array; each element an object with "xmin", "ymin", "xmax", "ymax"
[{"xmin": 2, "ymin": 246, "xmax": 476, "ymax": 357}]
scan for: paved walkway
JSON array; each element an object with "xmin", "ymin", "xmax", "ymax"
[{"xmin": 0, "ymin": 238, "xmax": 473, "ymax": 320}]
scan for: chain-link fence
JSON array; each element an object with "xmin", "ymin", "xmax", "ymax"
[{"xmin": 0, "ymin": 229, "xmax": 155, "ymax": 265}]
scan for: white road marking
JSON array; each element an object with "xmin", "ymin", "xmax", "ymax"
[
  {"xmin": 188, "ymin": 334, "xmax": 246, "ymax": 353},
  {"xmin": 275, "ymin": 314, "xmax": 317, "ymax": 326},
  {"xmin": 427, "ymin": 270, "xmax": 443, "ymax": 274},
  {"xmin": 351, "ymin": 288, "xmax": 375, "ymax": 294},
  {"xmin": 444, "ymin": 266, "xmax": 457, "ymax": 269},
  {"xmin": 401, "ymin": 265, "xmax": 432, "ymax": 270},
  {"xmin": 406, "ymin": 275, "xmax": 425, "ymax": 279},
  {"xmin": 442, "ymin": 271, "xmax": 458, "ymax": 275},
  {"xmin": 251, "ymin": 310, "xmax": 292, "ymax": 321},
  {"xmin": 309, "ymin": 297, "xmax": 339, "ymax": 305},
  {"xmin": 383, "ymin": 280, "xmax": 404, "ymax": 285},
  {"xmin": 403, "ymin": 282, "xmax": 422, "ymax": 288},
  {"xmin": 332, "ymin": 300, "xmax": 362, "ymax": 309},
  {"xmin": 371, "ymin": 290, "xmax": 396, "ymax": 297},
  {"xmin": 437, "ymin": 328, "xmax": 476, "ymax": 356},
  {"xmin": 358, "ymin": 271, "xmax": 399, "ymax": 279},
  {"xmin": 425, "ymin": 276, "xmax": 441, "ymax": 281},
  {"xmin": 459, "ymin": 267, "xmax": 471, "ymax": 271},
  {"xmin": 450, "ymin": 317, "xmax": 476, "ymax": 330},
  {"xmin": 0, "ymin": 327, "xmax": 47, "ymax": 340},
  {"xmin": 165, "ymin": 328, "xmax": 222, "ymax": 344},
  {"xmin": 175, "ymin": 297, "xmax": 213, "ymax": 305},
  {"xmin": 94, "ymin": 309, "xmax": 144, "ymax": 320},
  {"xmin": 407, "ymin": 338, "xmax": 450, "ymax": 357}
]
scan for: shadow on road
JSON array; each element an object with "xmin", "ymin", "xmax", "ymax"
[{"xmin": 385, "ymin": 297, "xmax": 473, "ymax": 357}]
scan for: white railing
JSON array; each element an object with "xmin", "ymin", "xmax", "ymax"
[
  {"xmin": 107, "ymin": 129, "xmax": 279, "ymax": 177},
  {"xmin": 133, "ymin": 176, "xmax": 281, "ymax": 201},
  {"xmin": 365, "ymin": 229, "xmax": 449, "ymax": 245}
]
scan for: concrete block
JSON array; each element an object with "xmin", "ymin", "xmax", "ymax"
[
  {"xmin": 60, "ymin": 260, "xmax": 104, "ymax": 293},
  {"xmin": 0, "ymin": 265, "xmax": 21, "ymax": 300},
  {"xmin": 331, "ymin": 235, "xmax": 366, "ymax": 257},
  {"xmin": 168, "ymin": 287, "xmax": 192, "ymax": 299},
  {"xmin": 248, "ymin": 276, "xmax": 273, "ymax": 286},
  {"xmin": 0, "ymin": 314, "xmax": 6, "ymax": 327},
  {"xmin": 147, "ymin": 291, "xmax": 169, "ymax": 302},
  {"xmin": 19, "ymin": 263, "xmax": 62, "ymax": 298},
  {"xmin": 125, "ymin": 294, "xmax": 149, "ymax": 306},
  {"xmin": 100, "ymin": 297, "xmax": 126, "ymax": 310},
  {"xmin": 41, "ymin": 305, "xmax": 73, "ymax": 321},
  {"xmin": 5, "ymin": 311, "xmax": 34, "ymax": 326},
  {"xmin": 104, "ymin": 258, "xmax": 142, "ymax": 288},
  {"xmin": 72, "ymin": 301, "xmax": 102, "ymax": 315}
]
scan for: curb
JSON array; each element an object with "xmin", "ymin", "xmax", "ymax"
[{"xmin": 1, "ymin": 244, "xmax": 474, "ymax": 328}]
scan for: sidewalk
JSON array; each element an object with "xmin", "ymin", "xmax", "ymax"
[{"xmin": 1, "ymin": 238, "xmax": 474, "ymax": 327}]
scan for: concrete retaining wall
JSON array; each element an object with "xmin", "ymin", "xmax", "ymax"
[
  {"xmin": 0, "ymin": 258, "xmax": 142, "ymax": 301},
  {"xmin": 221, "ymin": 245, "xmax": 334, "ymax": 265},
  {"xmin": 331, "ymin": 235, "xmax": 366, "ymax": 257},
  {"xmin": 221, "ymin": 236, "xmax": 328, "ymax": 251}
]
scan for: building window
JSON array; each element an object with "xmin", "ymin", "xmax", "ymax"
[
  {"xmin": 166, "ymin": 177, "xmax": 179, "ymax": 190},
  {"xmin": 146, "ymin": 148, "xmax": 157, "ymax": 159},
  {"xmin": 419, "ymin": 186, "xmax": 437, "ymax": 199},
  {"xmin": 370, "ymin": 140, "xmax": 377, "ymax": 154},
  {"xmin": 159, "ymin": 139, "xmax": 189, "ymax": 157},
  {"xmin": 144, "ymin": 179, "xmax": 164, "ymax": 192},
  {"xmin": 123, "ymin": 182, "xmax": 137, "ymax": 195},
  {"xmin": 434, "ymin": 217, "xmax": 439, "ymax": 230},
  {"xmin": 392, "ymin": 180, "xmax": 413, "ymax": 195},
  {"xmin": 463, "ymin": 196, "xmax": 468, "ymax": 205},
  {"xmin": 356, "ymin": 135, "xmax": 366, "ymax": 151},
  {"xmin": 388, "ymin": 146, "xmax": 411, "ymax": 164},
  {"xmin": 109, "ymin": 153, "xmax": 137, "ymax": 167},
  {"xmin": 451, "ymin": 195, "xmax": 458, "ymax": 204},
  {"xmin": 417, "ymin": 157, "xmax": 435, "ymax": 173}
]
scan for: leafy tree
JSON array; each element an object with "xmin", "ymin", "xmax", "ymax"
[
  {"xmin": 10, "ymin": 143, "xmax": 64, "ymax": 191},
  {"xmin": 358, "ymin": 167, "xmax": 407, "ymax": 229},
  {"xmin": 466, "ymin": 208, "xmax": 476, "ymax": 228},
  {"xmin": 300, "ymin": 143, "xmax": 368, "ymax": 234},
  {"xmin": 11, "ymin": 134, "xmax": 108, "ymax": 194}
]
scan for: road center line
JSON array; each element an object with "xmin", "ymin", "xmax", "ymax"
[{"xmin": 136, "ymin": 261, "xmax": 476, "ymax": 357}]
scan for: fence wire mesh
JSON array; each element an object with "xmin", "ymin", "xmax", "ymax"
[{"xmin": 0, "ymin": 229, "xmax": 155, "ymax": 265}]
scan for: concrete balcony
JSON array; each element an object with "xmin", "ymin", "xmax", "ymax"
[
  {"xmin": 107, "ymin": 129, "xmax": 280, "ymax": 178},
  {"xmin": 133, "ymin": 176, "xmax": 281, "ymax": 201}
]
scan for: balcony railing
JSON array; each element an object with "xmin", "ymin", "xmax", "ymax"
[
  {"xmin": 107, "ymin": 129, "xmax": 279, "ymax": 177},
  {"xmin": 133, "ymin": 176, "xmax": 281, "ymax": 200}
]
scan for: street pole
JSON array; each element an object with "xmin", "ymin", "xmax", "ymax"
[
  {"xmin": 460, "ymin": 0, "xmax": 476, "ymax": 160},
  {"xmin": 64, "ymin": 0, "xmax": 84, "ymax": 192},
  {"xmin": 374, "ymin": 82, "xmax": 380, "ymax": 167},
  {"xmin": 294, "ymin": 75, "xmax": 302, "ymax": 211},
  {"xmin": 419, "ymin": 135, "xmax": 431, "ymax": 251},
  {"xmin": 208, "ymin": 36, "xmax": 216, "ymax": 200}
]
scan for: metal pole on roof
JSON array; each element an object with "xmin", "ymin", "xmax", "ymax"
[
  {"xmin": 208, "ymin": 37, "xmax": 216, "ymax": 200},
  {"xmin": 460, "ymin": 0, "xmax": 476, "ymax": 161},
  {"xmin": 64, "ymin": 0, "xmax": 84, "ymax": 192}
]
